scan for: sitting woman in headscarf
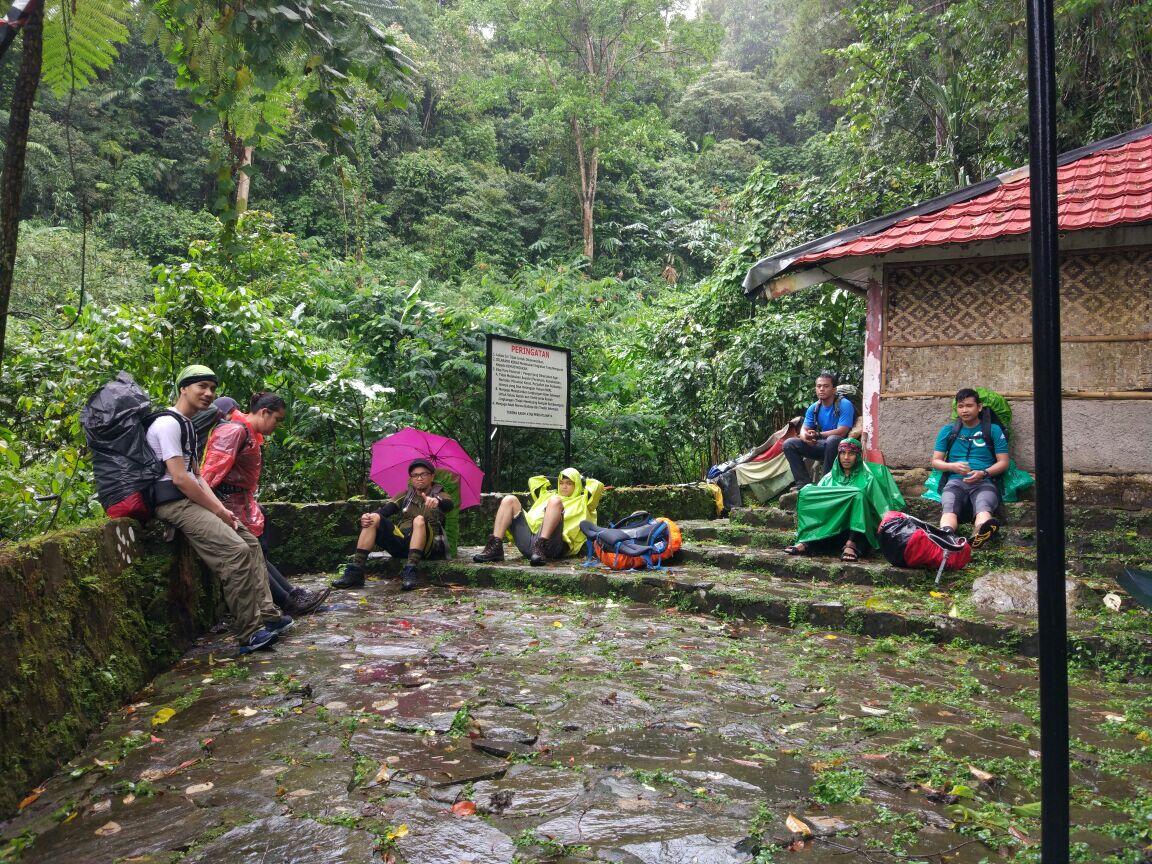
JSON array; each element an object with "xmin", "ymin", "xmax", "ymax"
[{"xmin": 783, "ymin": 438, "xmax": 905, "ymax": 562}]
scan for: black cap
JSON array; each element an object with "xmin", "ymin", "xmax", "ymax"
[{"xmin": 408, "ymin": 458, "xmax": 435, "ymax": 475}]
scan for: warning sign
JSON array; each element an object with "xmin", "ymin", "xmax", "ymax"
[{"xmin": 488, "ymin": 337, "xmax": 569, "ymax": 431}]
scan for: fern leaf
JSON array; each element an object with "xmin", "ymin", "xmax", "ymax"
[{"xmin": 41, "ymin": 0, "xmax": 132, "ymax": 96}]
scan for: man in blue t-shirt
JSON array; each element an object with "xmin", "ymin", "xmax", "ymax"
[
  {"xmin": 931, "ymin": 387, "xmax": 1010, "ymax": 548},
  {"xmin": 782, "ymin": 371, "xmax": 856, "ymax": 489}
]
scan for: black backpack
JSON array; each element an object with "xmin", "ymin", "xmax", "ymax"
[{"xmin": 80, "ymin": 372, "xmax": 197, "ymax": 513}]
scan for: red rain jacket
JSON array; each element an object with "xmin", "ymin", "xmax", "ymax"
[{"xmin": 202, "ymin": 412, "xmax": 265, "ymax": 536}]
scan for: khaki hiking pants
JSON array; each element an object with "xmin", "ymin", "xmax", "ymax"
[{"xmin": 156, "ymin": 499, "xmax": 281, "ymax": 644}]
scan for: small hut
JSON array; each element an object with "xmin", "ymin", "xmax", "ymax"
[{"xmin": 742, "ymin": 125, "xmax": 1152, "ymax": 475}]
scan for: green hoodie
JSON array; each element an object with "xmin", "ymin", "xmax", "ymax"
[
  {"xmin": 794, "ymin": 446, "xmax": 905, "ymax": 548},
  {"xmin": 521, "ymin": 468, "xmax": 604, "ymax": 556}
]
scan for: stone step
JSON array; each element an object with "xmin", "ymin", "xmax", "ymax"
[
  {"xmin": 742, "ymin": 494, "xmax": 1152, "ymax": 534},
  {"xmin": 382, "ymin": 552, "xmax": 1152, "ymax": 674},
  {"xmin": 681, "ymin": 518, "xmax": 1150, "ymax": 563}
]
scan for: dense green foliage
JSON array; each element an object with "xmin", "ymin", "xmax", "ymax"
[{"xmin": 1, "ymin": 0, "xmax": 1147, "ymax": 541}]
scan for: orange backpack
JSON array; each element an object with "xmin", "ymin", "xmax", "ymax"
[{"xmin": 579, "ymin": 512, "xmax": 682, "ymax": 571}]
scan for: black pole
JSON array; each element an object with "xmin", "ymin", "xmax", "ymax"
[
  {"xmin": 484, "ymin": 335, "xmax": 493, "ymax": 492},
  {"xmin": 1026, "ymin": 0, "xmax": 1069, "ymax": 860}
]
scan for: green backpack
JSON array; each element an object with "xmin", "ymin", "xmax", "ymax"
[{"xmin": 434, "ymin": 469, "xmax": 461, "ymax": 558}]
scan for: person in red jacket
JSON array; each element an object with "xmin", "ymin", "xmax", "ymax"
[{"xmin": 202, "ymin": 392, "xmax": 329, "ymax": 615}]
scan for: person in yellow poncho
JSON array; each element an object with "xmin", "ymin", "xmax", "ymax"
[{"xmin": 473, "ymin": 468, "xmax": 603, "ymax": 566}]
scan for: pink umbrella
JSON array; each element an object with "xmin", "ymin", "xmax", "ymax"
[{"xmin": 370, "ymin": 427, "xmax": 484, "ymax": 509}]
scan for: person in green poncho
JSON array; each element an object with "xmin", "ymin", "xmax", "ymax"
[
  {"xmin": 473, "ymin": 468, "xmax": 603, "ymax": 566},
  {"xmin": 783, "ymin": 438, "xmax": 905, "ymax": 561}
]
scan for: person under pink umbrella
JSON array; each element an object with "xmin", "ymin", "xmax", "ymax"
[{"xmin": 332, "ymin": 458, "xmax": 454, "ymax": 592}]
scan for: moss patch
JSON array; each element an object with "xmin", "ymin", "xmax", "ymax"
[{"xmin": 0, "ymin": 519, "xmax": 220, "ymax": 819}]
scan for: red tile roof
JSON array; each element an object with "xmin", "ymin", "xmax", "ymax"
[{"xmin": 794, "ymin": 131, "xmax": 1152, "ymax": 266}]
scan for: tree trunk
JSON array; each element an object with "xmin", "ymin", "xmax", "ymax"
[
  {"xmin": 235, "ymin": 146, "xmax": 254, "ymax": 213},
  {"xmin": 0, "ymin": 1, "xmax": 44, "ymax": 372},
  {"xmin": 221, "ymin": 124, "xmax": 250, "ymax": 215},
  {"xmin": 572, "ymin": 119, "xmax": 599, "ymax": 260}
]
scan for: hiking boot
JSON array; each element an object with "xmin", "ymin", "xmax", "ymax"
[
  {"xmin": 288, "ymin": 587, "xmax": 331, "ymax": 615},
  {"xmin": 331, "ymin": 562, "xmax": 365, "ymax": 589},
  {"xmin": 472, "ymin": 536, "xmax": 505, "ymax": 563},
  {"xmin": 265, "ymin": 615, "xmax": 295, "ymax": 635},
  {"xmin": 529, "ymin": 536, "xmax": 548, "ymax": 567},
  {"xmin": 238, "ymin": 627, "xmax": 279, "ymax": 654},
  {"xmin": 400, "ymin": 565, "xmax": 421, "ymax": 591},
  {"xmin": 971, "ymin": 518, "xmax": 1000, "ymax": 549}
]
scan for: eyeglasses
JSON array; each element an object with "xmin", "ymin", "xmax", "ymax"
[{"xmin": 409, "ymin": 471, "xmax": 433, "ymax": 479}]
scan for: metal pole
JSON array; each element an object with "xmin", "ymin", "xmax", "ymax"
[{"xmin": 1025, "ymin": 0, "xmax": 1069, "ymax": 860}]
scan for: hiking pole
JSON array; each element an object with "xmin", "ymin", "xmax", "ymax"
[{"xmin": 1026, "ymin": 0, "xmax": 1070, "ymax": 860}]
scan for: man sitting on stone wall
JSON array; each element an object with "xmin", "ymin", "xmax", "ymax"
[
  {"xmin": 333, "ymin": 459, "xmax": 455, "ymax": 592},
  {"xmin": 147, "ymin": 365, "xmax": 291, "ymax": 654},
  {"xmin": 930, "ymin": 387, "xmax": 1010, "ymax": 548},
  {"xmin": 782, "ymin": 371, "xmax": 856, "ymax": 490}
]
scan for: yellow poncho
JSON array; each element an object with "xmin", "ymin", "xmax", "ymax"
[{"xmin": 520, "ymin": 468, "xmax": 603, "ymax": 556}]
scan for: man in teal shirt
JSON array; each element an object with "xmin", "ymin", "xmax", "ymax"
[{"xmin": 930, "ymin": 388, "xmax": 1010, "ymax": 548}]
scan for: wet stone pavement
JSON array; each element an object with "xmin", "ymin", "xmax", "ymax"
[{"xmin": 3, "ymin": 575, "xmax": 1151, "ymax": 864}]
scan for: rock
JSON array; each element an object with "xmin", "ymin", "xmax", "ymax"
[
  {"xmin": 801, "ymin": 815, "xmax": 851, "ymax": 837},
  {"xmin": 183, "ymin": 815, "xmax": 375, "ymax": 862},
  {"xmin": 970, "ymin": 571, "xmax": 1080, "ymax": 616},
  {"xmin": 471, "ymin": 738, "xmax": 536, "ymax": 758},
  {"xmin": 621, "ymin": 834, "xmax": 752, "ymax": 863}
]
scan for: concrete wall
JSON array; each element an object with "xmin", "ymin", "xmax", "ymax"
[
  {"xmin": 877, "ymin": 397, "xmax": 1152, "ymax": 474},
  {"xmin": 0, "ymin": 521, "xmax": 221, "ymax": 819}
]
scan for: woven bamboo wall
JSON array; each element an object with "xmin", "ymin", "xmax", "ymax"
[{"xmin": 883, "ymin": 247, "xmax": 1152, "ymax": 393}]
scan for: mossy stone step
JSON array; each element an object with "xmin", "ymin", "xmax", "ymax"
[
  {"xmin": 680, "ymin": 519, "xmax": 1151, "ymax": 562},
  {"xmin": 369, "ymin": 551, "xmax": 1152, "ymax": 675},
  {"xmin": 737, "ymin": 497, "xmax": 1152, "ymax": 534}
]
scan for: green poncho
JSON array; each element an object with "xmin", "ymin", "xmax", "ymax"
[
  {"xmin": 794, "ymin": 451, "xmax": 905, "ymax": 549},
  {"xmin": 519, "ymin": 468, "xmax": 604, "ymax": 557}
]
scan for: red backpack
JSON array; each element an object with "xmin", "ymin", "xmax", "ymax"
[{"xmin": 878, "ymin": 512, "xmax": 971, "ymax": 584}]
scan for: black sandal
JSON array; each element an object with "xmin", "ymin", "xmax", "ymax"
[
  {"xmin": 971, "ymin": 518, "xmax": 1000, "ymax": 549},
  {"xmin": 784, "ymin": 542, "xmax": 809, "ymax": 556},
  {"xmin": 841, "ymin": 539, "xmax": 859, "ymax": 562}
]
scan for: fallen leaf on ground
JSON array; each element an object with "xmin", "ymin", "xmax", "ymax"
[
  {"xmin": 1008, "ymin": 825, "xmax": 1032, "ymax": 843},
  {"xmin": 552, "ymin": 621, "xmax": 564, "ymax": 628},
  {"xmin": 95, "ymin": 821, "xmax": 122, "ymax": 836},
  {"xmin": 151, "ymin": 707, "xmax": 176, "ymax": 726},
  {"xmin": 122, "ymin": 794, "xmax": 136, "ymax": 805},
  {"xmin": 234, "ymin": 707, "xmax": 259, "ymax": 717},
  {"xmin": 184, "ymin": 783, "xmax": 214, "ymax": 795},
  {"xmin": 138, "ymin": 758, "xmax": 200, "ymax": 783},
  {"xmin": 451, "ymin": 800, "xmax": 477, "ymax": 817},
  {"xmin": 92, "ymin": 799, "xmax": 111, "ymax": 814},
  {"xmin": 370, "ymin": 765, "xmax": 391, "ymax": 786},
  {"xmin": 18, "ymin": 787, "xmax": 45, "ymax": 810},
  {"xmin": 860, "ymin": 705, "xmax": 890, "ymax": 716},
  {"xmin": 968, "ymin": 765, "xmax": 995, "ymax": 783},
  {"xmin": 385, "ymin": 824, "xmax": 409, "ymax": 841},
  {"xmin": 149, "ymin": 735, "xmax": 165, "ymax": 744},
  {"xmin": 785, "ymin": 814, "xmax": 812, "ymax": 836},
  {"xmin": 823, "ymin": 634, "xmax": 838, "ymax": 640}
]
